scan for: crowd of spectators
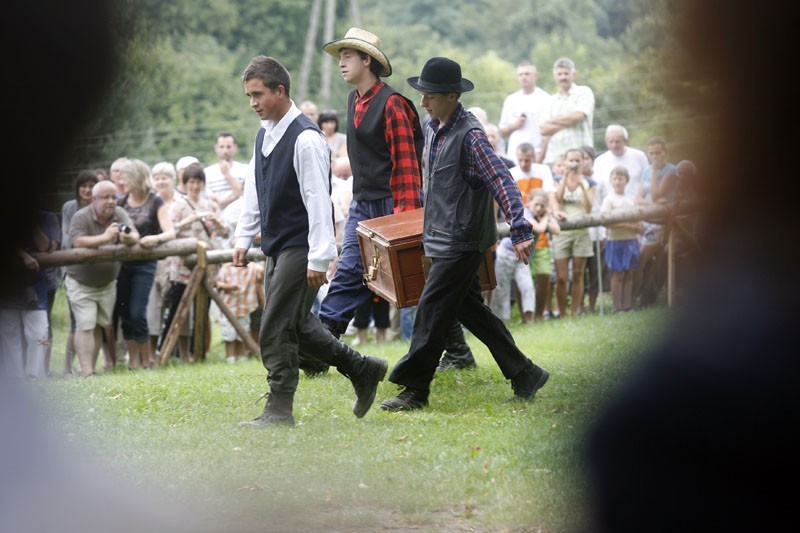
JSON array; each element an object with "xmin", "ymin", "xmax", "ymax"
[{"xmin": 1, "ymin": 55, "xmax": 698, "ymax": 379}]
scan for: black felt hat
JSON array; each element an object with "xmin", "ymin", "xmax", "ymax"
[{"xmin": 407, "ymin": 57, "xmax": 474, "ymax": 93}]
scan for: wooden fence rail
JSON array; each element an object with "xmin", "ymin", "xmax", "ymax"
[
  {"xmin": 30, "ymin": 201, "xmax": 700, "ymax": 361},
  {"xmin": 32, "ymin": 202, "xmax": 699, "ymax": 268}
]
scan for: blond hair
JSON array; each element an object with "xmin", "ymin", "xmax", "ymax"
[{"xmin": 120, "ymin": 158, "xmax": 152, "ymax": 195}]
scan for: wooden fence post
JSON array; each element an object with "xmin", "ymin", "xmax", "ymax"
[
  {"xmin": 193, "ymin": 242, "xmax": 209, "ymax": 361},
  {"xmin": 157, "ymin": 242, "xmax": 208, "ymax": 367},
  {"xmin": 667, "ymin": 225, "xmax": 675, "ymax": 309},
  {"xmin": 203, "ymin": 277, "xmax": 261, "ymax": 357}
]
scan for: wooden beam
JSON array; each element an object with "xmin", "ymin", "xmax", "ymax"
[
  {"xmin": 32, "ymin": 238, "xmax": 198, "ymax": 267},
  {"xmin": 33, "ymin": 203, "xmax": 703, "ymax": 268},
  {"xmin": 667, "ymin": 226, "xmax": 675, "ymax": 308},
  {"xmin": 157, "ymin": 264, "xmax": 205, "ymax": 367},
  {"xmin": 192, "ymin": 242, "xmax": 209, "ymax": 361}
]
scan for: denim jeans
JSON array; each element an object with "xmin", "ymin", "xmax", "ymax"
[
  {"xmin": 400, "ymin": 306, "xmax": 416, "ymax": 342},
  {"xmin": 116, "ymin": 260, "xmax": 157, "ymax": 343},
  {"xmin": 318, "ymin": 197, "xmax": 394, "ymax": 335}
]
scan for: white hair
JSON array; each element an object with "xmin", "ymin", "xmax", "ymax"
[
  {"xmin": 152, "ymin": 161, "xmax": 177, "ymax": 181},
  {"xmin": 605, "ymin": 124, "xmax": 629, "ymax": 141},
  {"xmin": 552, "ymin": 57, "xmax": 575, "ymax": 72},
  {"xmin": 92, "ymin": 179, "xmax": 117, "ymax": 196}
]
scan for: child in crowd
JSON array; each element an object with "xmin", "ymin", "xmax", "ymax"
[
  {"xmin": 490, "ymin": 228, "xmax": 537, "ymax": 324},
  {"xmin": 600, "ymin": 166, "xmax": 643, "ymax": 312},
  {"xmin": 215, "ymin": 257, "xmax": 264, "ymax": 363},
  {"xmin": 526, "ymin": 188, "xmax": 561, "ymax": 321},
  {"xmin": 491, "ymin": 144, "xmax": 557, "ymax": 324}
]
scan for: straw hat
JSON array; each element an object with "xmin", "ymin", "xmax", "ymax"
[{"xmin": 322, "ymin": 27, "xmax": 392, "ymax": 77}]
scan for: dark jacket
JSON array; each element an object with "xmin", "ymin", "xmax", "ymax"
[{"xmin": 422, "ymin": 112, "xmax": 497, "ymax": 258}]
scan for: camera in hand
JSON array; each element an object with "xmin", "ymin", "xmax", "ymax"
[
  {"xmin": 119, "ymin": 223, "xmax": 132, "ymax": 234},
  {"xmin": 568, "ymin": 162, "xmax": 580, "ymax": 171}
]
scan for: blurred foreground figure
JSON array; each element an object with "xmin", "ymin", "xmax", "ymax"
[
  {"xmin": 586, "ymin": 1, "xmax": 799, "ymax": 531},
  {"xmin": 0, "ymin": 2, "xmax": 197, "ymax": 531}
]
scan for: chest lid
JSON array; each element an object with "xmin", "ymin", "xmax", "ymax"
[{"xmin": 356, "ymin": 208, "xmax": 424, "ymax": 245}]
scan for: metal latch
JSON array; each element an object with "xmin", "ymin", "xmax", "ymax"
[{"xmin": 365, "ymin": 245, "xmax": 380, "ymax": 282}]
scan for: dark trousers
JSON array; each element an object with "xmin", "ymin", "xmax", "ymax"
[
  {"xmin": 159, "ymin": 281, "xmax": 186, "ymax": 353},
  {"xmin": 260, "ymin": 248, "xmax": 343, "ymax": 393},
  {"xmin": 116, "ymin": 260, "xmax": 157, "ymax": 342},
  {"xmin": 353, "ymin": 293, "xmax": 391, "ymax": 329},
  {"xmin": 318, "ymin": 197, "xmax": 393, "ymax": 335},
  {"xmin": 389, "ymin": 252, "xmax": 530, "ymax": 390}
]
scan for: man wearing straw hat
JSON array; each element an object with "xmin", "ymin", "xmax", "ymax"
[
  {"xmin": 380, "ymin": 57, "xmax": 550, "ymax": 411},
  {"xmin": 316, "ymin": 28, "xmax": 477, "ymax": 372}
]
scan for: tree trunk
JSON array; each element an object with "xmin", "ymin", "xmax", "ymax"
[{"xmin": 297, "ymin": 0, "xmax": 323, "ymax": 103}]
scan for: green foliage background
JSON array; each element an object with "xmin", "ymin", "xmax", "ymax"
[{"xmin": 52, "ymin": 0, "xmax": 700, "ymax": 210}]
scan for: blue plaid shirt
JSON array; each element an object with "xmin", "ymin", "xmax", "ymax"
[{"xmin": 427, "ymin": 103, "xmax": 533, "ymax": 245}]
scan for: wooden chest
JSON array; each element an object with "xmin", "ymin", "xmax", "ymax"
[{"xmin": 356, "ymin": 208, "xmax": 496, "ymax": 308}]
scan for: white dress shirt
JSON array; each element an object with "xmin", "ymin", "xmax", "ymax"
[{"xmin": 234, "ymin": 102, "xmax": 337, "ymax": 273}]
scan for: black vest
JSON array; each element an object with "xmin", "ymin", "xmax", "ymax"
[
  {"xmin": 254, "ymin": 114, "xmax": 327, "ymax": 257},
  {"xmin": 422, "ymin": 111, "xmax": 497, "ymax": 258},
  {"xmin": 346, "ymin": 84, "xmax": 423, "ymax": 201}
]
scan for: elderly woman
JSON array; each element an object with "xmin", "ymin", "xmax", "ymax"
[
  {"xmin": 160, "ymin": 163, "xmax": 228, "ymax": 362},
  {"xmin": 116, "ymin": 158, "xmax": 175, "ymax": 369},
  {"xmin": 146, "ymin": 161, "xmax": 179, "ymax": 354}
]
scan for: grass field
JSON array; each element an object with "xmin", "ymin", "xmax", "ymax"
[{"xmin": 28, "ymin": 287, "xmax": 672, "ymax": 532}]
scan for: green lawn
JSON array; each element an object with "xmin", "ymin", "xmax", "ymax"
[{"xmin": 31, "ymin": 287, "xmax": 671, "ymax": 532}]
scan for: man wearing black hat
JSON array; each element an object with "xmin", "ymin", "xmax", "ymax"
[
  {"xmin": 380, "ymin": 57, "xmax": 550, "ymax": 411},
  {"xmin": 312, "ymin": 28, "xmax": 477, "ymax": 374}
]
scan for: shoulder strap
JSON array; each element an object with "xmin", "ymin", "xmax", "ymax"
[{"xmin": 182, "ymin": 197, "xmax": 212, "ymax": 238}]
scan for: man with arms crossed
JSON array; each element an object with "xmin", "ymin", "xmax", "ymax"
[{"xmin": 539, "ymin": 57, "xmax": 596, "ymax": 165}]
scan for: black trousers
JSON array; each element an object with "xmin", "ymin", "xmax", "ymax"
[
  {"xmin": 260, "ymin": 248, "xmax": 344, "ymax": 393},
  {"xmin": 388, "ymin": 252, "xmax": 531, "ymax": 390}
]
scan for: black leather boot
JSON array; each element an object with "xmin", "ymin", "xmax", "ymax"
[
  {"xmin": 333, "ymin": 343, "xmax": 388, "ymax": 418},
  {"xmin": 438, "ymin": 320, "xmax": 477, "ymax": 370},
  {"xmin": 239, "ymin": 391, "xmax": 295, "ymax": 427},
  {"xmin": 508, "ymin": 361, "xmax": 549, "ymax": 402},
  {"xmin": 380, "ymin": 386, "xmax": 429, "ymax": 412}
]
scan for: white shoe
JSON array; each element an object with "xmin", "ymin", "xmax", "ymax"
[{"xmin": 226, "ymin": 356, "xmax": 236, "ymax": 364}]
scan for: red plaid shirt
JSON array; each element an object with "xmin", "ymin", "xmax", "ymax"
[{"xmin": 354, "ymin": 81, "xmax": 422, "ymax": 213}]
